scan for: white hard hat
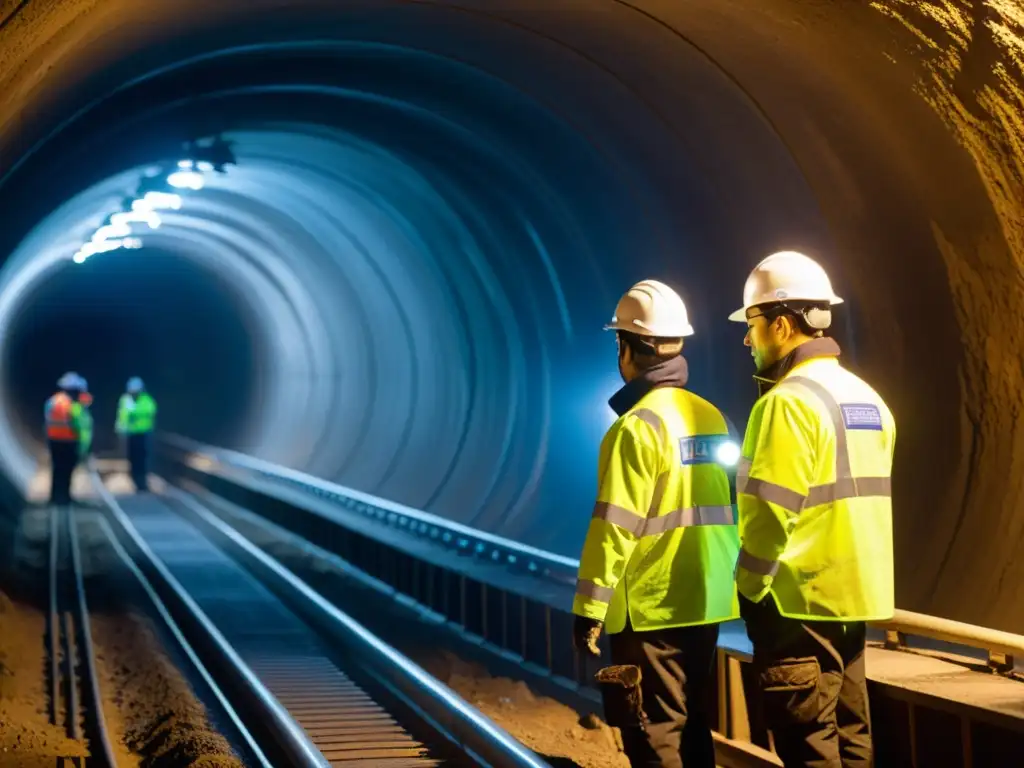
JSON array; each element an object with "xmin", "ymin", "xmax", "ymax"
[
  {"xmin": 605, "ymin": 279, "xmax": 695, "ymax": 338},
  {"xmin": 127, "ymin": 377, "xmax": 144, "ymax": 393},
  {"xmin": 729, "ymin": 251, "xmax": 843, "ymax": 322}
]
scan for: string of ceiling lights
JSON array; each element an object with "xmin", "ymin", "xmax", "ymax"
[{"xmin": 73, "ymin": 137, "xmax": 236, "ymax": 264}]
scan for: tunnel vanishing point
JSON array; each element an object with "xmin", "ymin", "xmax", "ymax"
[{"xmin": 0, "ymin": 1, "xmax": 1022, "ymax": 631}]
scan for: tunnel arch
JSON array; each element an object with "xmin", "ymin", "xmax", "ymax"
[{"xmin": 0, "ymin": 0, "xmax": 1021, "ymax": 630}]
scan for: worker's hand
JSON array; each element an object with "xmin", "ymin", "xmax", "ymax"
[{"xmin": 573, "ymin": 615, "xmax": 603, "ymax": 658}]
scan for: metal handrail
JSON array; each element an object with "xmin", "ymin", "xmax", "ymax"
[
  {"xmin": 159, "ymin": 433, "xmax": 1024, "ymax": 671},
  {"xmin": 877, "ymin": 610, "xmax": 1024, "ymax": 671},
  {"xmin": 160, "ymin": 433, "xmax": 579, "ymax": 583}
]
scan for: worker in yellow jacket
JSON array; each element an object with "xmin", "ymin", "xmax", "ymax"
[
  {"xmin": 730, "ymin": 251, "xmax": 895, "ymax": 767},
  {"xmin": 572, "ymin": 279, "xmax": 741, "ymax": 768}
]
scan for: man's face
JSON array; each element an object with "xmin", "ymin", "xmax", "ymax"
[
  {"xmin": 743, "ymin": 311, "xmax": 785, "ymax": 372},
  {"xmin": 615, "ymin": 334, "xmax": 628, "ymax": 383}
]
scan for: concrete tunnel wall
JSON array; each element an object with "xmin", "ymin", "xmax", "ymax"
[{"xmin": 0, "ymin": 1, "xmax": 1021, "ymax": 631}]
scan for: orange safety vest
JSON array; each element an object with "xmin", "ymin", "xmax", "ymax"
[{"xmin": 45, "ymin": 392, "xmax": 78, "ymax": 441}]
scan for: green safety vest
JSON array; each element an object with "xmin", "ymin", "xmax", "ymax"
[
  {"xmin": 78, "ymin": 404, "xmax": 93, "ymax": 457},
  {"xmin": 573, "ymin": 387, "xmax": 740, "ymax": 633},
  {"xmin": 735, "ymin": 356, "xmax": 896, "ymax": 621},
  {"xmin": 116, "ymin": 393, "xmax": 157, "ymax": 435}
]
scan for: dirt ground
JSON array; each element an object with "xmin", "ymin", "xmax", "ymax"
[
  {"xmin": 0, "ymin": 588, "xmax": 88, "ymax": 767},
  {"xmin": 418, "ymin": 649, "xmax": 630, "ymax": 768},
  {"xmin": 90, "ymin": 610, "xmax": 244, "ymax": 768},
  {"xmin": 2, "ymin": 497, "xmax": 245, "ymax": 768}
]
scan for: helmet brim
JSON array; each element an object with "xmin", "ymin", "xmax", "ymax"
[{"xmin": 604, "ymin": 321, "xmax": 695, "ymax": 338}]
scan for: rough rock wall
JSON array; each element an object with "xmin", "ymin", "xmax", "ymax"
[{"xmin": 872, "ymin": 1, "xmax": 1024, "ymax": 624}]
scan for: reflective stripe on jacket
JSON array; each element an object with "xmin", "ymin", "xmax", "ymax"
[
  {"xmin": 116, "ymin": 393, "xmax": 157, "ymax": 434},
  {"xmin": 736, "ymin": 355, "xmax": 896, "ymax": 621},
  {"xmin": 44, "ymin": 393, "xmax": 79, "ymax": 442},
  {"xmin": 573, "ymin": 386, "xmax": 740, "ymax": 633}
]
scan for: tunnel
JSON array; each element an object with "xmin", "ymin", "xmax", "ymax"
[{"xmin": 0, "ymin": 1, "xmax": 1021, "ymax": 632}]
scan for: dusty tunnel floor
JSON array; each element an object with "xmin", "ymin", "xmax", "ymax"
[
  {"xmin": 416, "ymin": 650, "xmax": 630, "ymax": 768},
  {"xmin": 0, "ymin": 505, "xmax": 245, "ymax": 767}
]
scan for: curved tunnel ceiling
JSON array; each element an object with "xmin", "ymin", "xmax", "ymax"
[{"xmin": 0, "ymin": 1, "xmax": 1022, "ymax": 631}]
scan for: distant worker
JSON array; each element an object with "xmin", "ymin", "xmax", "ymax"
[
  {"xmin": 44, "ymin": 372, "xmax": 91, "ymax": 506},
  {"xmin": 730, "ymin": 251, "xmax": 895, "ymax": 767},
  {"xmin": 77, "ymin": 379, "xmax": 95, "ymax": 463},
  {"xmin": 115, "ymin": 376, "xmax": 157, "ymax": 492},
  {"xmin": 572, "ymin": 280, "xmax": 740, "ymax": 768}
]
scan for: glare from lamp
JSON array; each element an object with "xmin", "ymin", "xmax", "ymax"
[
  {"xmin": 716, "ymin": 441, "xmax": 741, "ymax": 467},
  {"xmin": 111, "ymin": 210, "xmax": 161, "ymax": 229},
  {"xmin": 135, "ymin": 191, "xmax": 182, "ymax": 211},
  {"xmin": 92, "ymin": 223, "xmax": 132, "ymax": 242},
  {"xmin": 167, "ymin": 170, "xmax": 204, "ymax": 191}
]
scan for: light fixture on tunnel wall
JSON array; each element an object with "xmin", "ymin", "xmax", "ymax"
[
  {"xmin": 167, "ymin": 160, "xmax": 205, "ymax": 191},
  {"xmin": 72, "ymin": 136, "xmax": 235, "ymax": 265}
]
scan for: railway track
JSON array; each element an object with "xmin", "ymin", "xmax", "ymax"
[
  {"xmin": 90, "ymin": 476, "xmax": 549, "ymax": 768},
  {"xmin": 46, "ymin": 505, "xmax": 117, "ymax": 768}
]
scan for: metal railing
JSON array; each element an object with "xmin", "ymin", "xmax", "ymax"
[
  {"xmin": 160, "ymin": 433, "xmax": 1024, "ymax": 666},
  {"xmin": 157, "ymin": 434, "xmax": 1024, "ymax": 767},
  {"xmin": 875, "ymin": 611, "xmax": 1024, "ymax": 674},
  {"xmin": 161, "ymin": 434, "xmax": 578, "ymax": 586}
]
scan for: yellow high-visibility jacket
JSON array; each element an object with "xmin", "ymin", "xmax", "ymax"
[
  {"xmin": 736, "ymin": 355, "xmax": 896, "ymax": 621},
  {"xmin": 573, "ymin": 387, "xmax": 740, "ymax": 633}
]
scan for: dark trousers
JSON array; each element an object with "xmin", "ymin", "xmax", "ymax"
[
  {"xmin": 48, "ymin": 440, "xmax": 79, "ymax": 505},
  {"xmin": 127, "ymin": 432, "xmax": 150, "ymax": 492},
  {"xmin": 608, "ymin": 622, "xmax": 720, "ymax": 768},
  {"xmin": 741, "ymin": 595, "xmax": 872, "ymax": 768}
]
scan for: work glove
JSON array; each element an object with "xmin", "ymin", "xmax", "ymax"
[{"xmin": 573, "ymin": 615, "xmax": 603, "ymax": 658}]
